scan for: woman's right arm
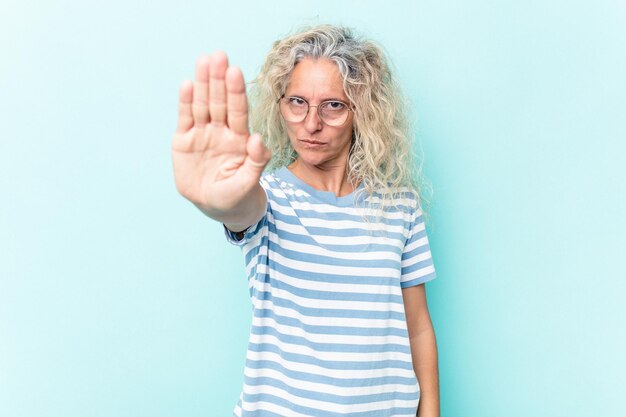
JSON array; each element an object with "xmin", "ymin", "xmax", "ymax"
[{"xmin": 171, "ymin": 51, "xmax": 271, "ymax": 232}]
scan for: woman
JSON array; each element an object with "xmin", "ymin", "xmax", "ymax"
[{"xmin": 172, "ymin": 24, "xmax": 439, "ymax": 417}]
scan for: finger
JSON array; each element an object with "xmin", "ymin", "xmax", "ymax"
[
  {"xmin": 226, "ymin": 66, "xmax": 249, "ymax": 135},
  {"xmin": 192, "ymin": 55, "xmax": 211, "ymax": 126},
  {"xmin": 209, "ymin": 51, "xmax": 228, "ymax": 127},
  {"xmin": 176, "ymin": 80, "xmax": 194, "ymax": 133},
  {"xmin": 243, "ymin": 133, "xmax": 272, "ymax": 177}
]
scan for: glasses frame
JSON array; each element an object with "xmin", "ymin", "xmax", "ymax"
[{"xmin": 277, "ymin": 94, "xmax": 354, "ymax": 127}]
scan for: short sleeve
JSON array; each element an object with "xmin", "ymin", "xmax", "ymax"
[
  {"xmin": 223, "ymin": 213, "xmax": 267, "ymax": 247},
  {"xmin": 400, "ymin": 204, "xmax": 437, "ymax": 288},
  {"xmin": 222, "ymin": 181, "xmax": 270, "ymax": 249}
]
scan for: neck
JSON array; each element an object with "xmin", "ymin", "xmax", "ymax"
[{"xmin": 288, "ymin": 158, "xmax": 356, "ymax": 197}]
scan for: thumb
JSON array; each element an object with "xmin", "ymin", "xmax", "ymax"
[{"xmin": 243, "ymin": 133, "xmax": 272, "ymax": 175}]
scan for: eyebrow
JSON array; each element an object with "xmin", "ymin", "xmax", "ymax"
[{"xmin": 285, "ymin": 94, "xmax": 349, "ymax": 103}]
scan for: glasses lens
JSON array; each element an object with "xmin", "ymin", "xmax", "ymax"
[
  {"xmin": 279, "ymin": 97, "xmax": 350, "ymax": 126},
  {"xmin": 319, "ymin": 101, "xmax": 349, "ymax": 126},
  {"xmin": 280, "ymin": 97, "xmax": 308, "ymax": 122}
]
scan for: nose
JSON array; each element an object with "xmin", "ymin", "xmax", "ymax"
[{"xmin": 303, "ymin": 106, "xmax": 323, "ymax": 133}]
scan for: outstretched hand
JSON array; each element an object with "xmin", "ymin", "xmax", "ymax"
[{"xmin": 171, "ymin": 51, "xmax": 271, "ymax": 216}]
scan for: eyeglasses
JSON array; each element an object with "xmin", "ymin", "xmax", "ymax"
[{"xmin": 277, "ymin": 95, "xmax": 353, "ymax": 127}]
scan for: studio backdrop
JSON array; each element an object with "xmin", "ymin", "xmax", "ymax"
[{"xmin": 1, "ymin": 1, "xmax": 624, "ymax": 416}]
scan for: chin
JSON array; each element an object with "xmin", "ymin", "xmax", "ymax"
[
  {"xmin": 291, "ymin": 140, "xmax": 349, "ymax": 168},
  {"xmin": 297, "ymin": 153, "xmax": 328, "ymax": 167}
]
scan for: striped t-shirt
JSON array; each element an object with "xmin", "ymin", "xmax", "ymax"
[{"xmin": 223, "ymin": 166, "xmax": 437, "ymax": 417}]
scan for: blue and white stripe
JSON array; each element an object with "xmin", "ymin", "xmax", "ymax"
[{"xmin": 224, "ymin": 167, "xmax": 436, "ymax": 416}]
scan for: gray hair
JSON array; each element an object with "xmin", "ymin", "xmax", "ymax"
[{"xmin": 249, "ymin": 24, "xmax": 431, "ymax": 221}]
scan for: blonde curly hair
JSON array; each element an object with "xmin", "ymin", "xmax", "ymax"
[{"xmin": 249, "ymin": 24, "xmax": 433, "ymax": 222}]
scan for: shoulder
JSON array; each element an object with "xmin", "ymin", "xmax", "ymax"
[
  {"xmin": 367, "ymin": 185, "xmax": 420, "ymax": 212},
  {"xmin": 259, "ymin": 170, "xmax": 286, "ymax": 193},
  {"xmin": 259, "ymin": 167, "xmax": 312, "ymax": 199},
  {"xmin": 259, "ymin": 171, "xmax": 275, "ymax": 188},
  {"xmin": 257, "ymin": 169, "xmax": 301, "ymax": 209}
]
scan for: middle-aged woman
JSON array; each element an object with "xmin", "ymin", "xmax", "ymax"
[{"xmin": 172, "ymin": 24, "xmax": 440, "ymax": 417}]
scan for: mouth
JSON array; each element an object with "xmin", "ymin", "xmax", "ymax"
[{"xmin": 300, "ymin": 139, "xmax": 326, "ymax": 145}]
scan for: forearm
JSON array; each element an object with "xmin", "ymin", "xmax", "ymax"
[
  {"xmin": 411, "ymin": 326, "xmax": 440, "ymax": 417},
  {"xmin": 194, "ymin": 182, "xmax": 267, "ymax": 232}
]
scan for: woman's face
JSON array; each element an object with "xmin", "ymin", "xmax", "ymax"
[{"xmin": 282, "ymin": 57, "xmax": 354, "ymax": 169}]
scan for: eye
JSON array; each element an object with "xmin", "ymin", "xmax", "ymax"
[
  {"xmin": 324, "ymin": 101, "xmax": 346, "ymax": 110},
  {"xmin": 287, "ymin": 97, "xmax": 307, "ymax": 106}
]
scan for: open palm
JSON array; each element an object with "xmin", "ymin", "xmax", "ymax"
[{"xmin": 171, "ymin": 51, "xmax": 271, "ymax": 217}]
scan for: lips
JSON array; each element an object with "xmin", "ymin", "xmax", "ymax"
[{"xmin": 300, "ymin": 139, "xmax": 326, "ymax": 145}]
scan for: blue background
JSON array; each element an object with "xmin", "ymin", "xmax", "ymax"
[{"xmin": 1, "ymin": 1, "xmax": 625, "ymax": 416}]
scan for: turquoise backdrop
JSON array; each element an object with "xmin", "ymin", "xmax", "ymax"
[{"xmin": 1, "ymin": 1, "xmax": 624, "ymax": 416}]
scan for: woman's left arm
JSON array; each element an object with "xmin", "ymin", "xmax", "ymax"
[{"xmin": 402, "ymin": 284, "xmax": 440, "ymax": 417}]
